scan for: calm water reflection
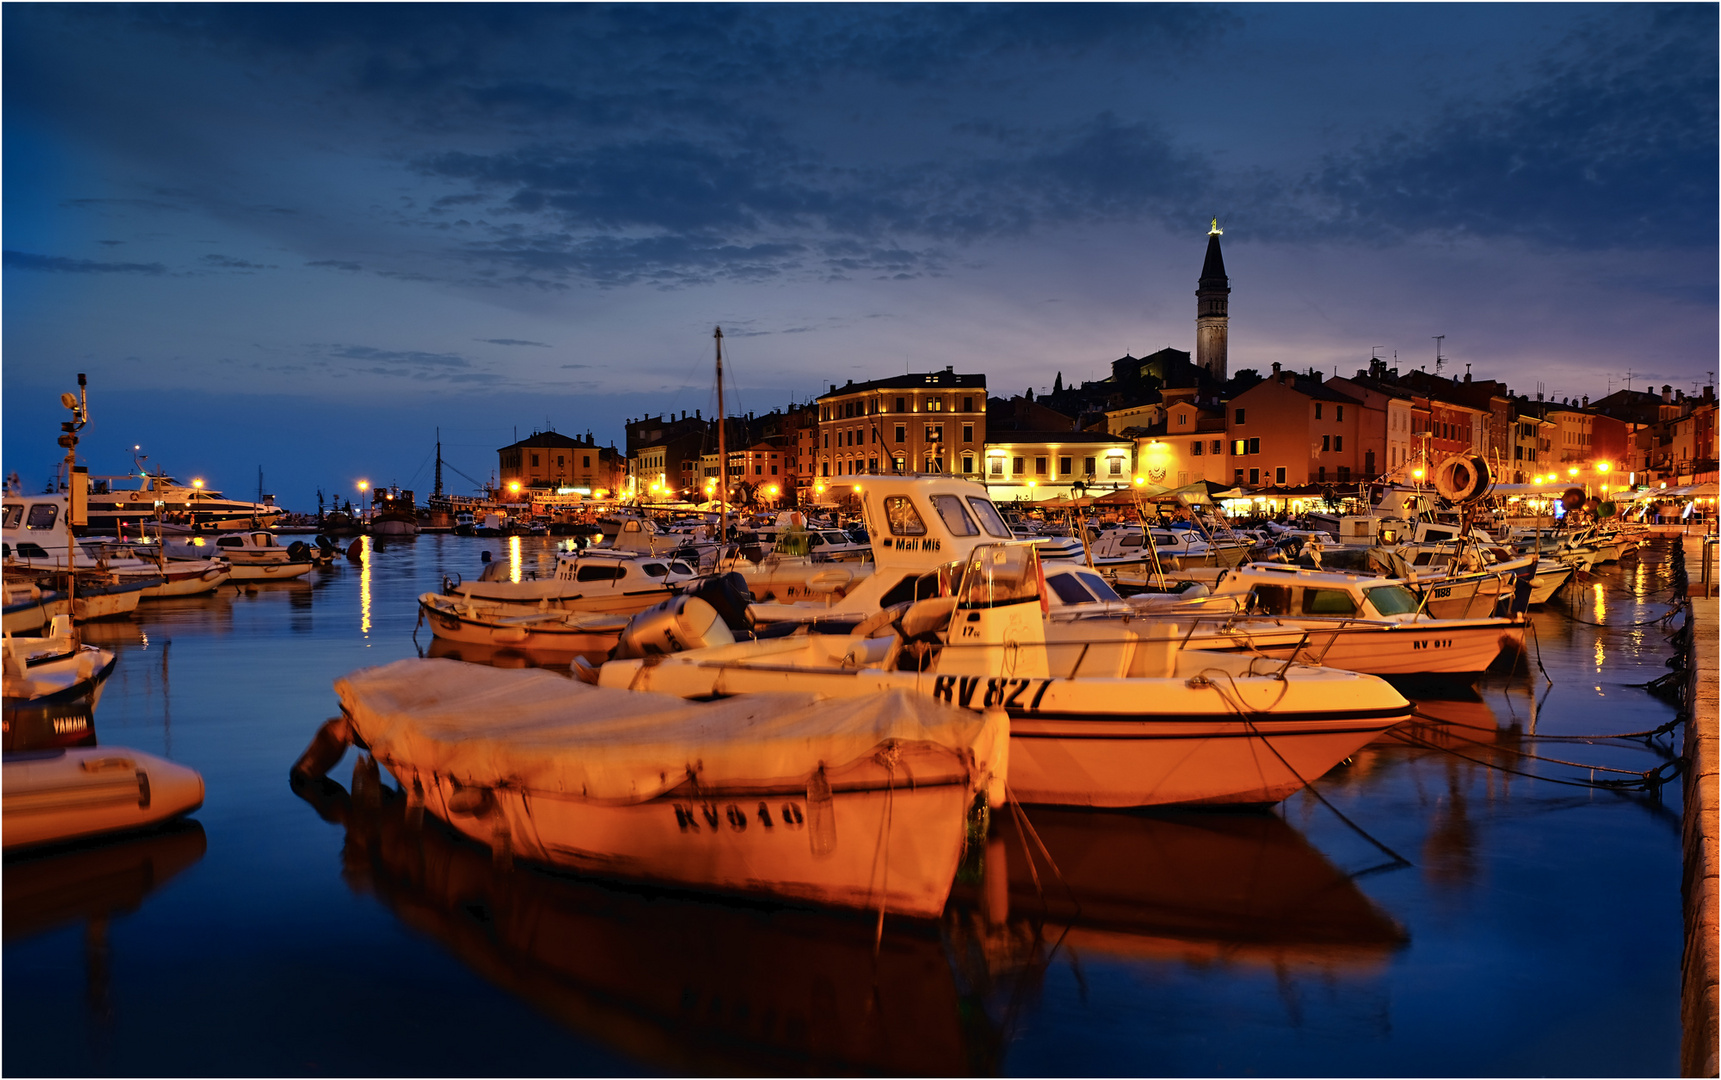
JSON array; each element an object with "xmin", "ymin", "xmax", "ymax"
[{"xmin": 3, "ymin": 536, "xmax": 1686, "ymax": 1075}]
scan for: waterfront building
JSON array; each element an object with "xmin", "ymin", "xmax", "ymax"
[
  {"xmin": 497, "ymin": 431, "xmax": 625, "ymax": 502},
  {"xmin": 1223, "ymin": 364, "xmax": 1367, "ymax": 488},
  {"xmin": 982, "ymin": 430, "xmax": 1135, "ymax": 502},
  {"xmin": 698, "ymin": 442, "xmax": 786, "ymax": 505},
  {"xmin": 625, "ymin": 411, "xmax": 709, "ymax": 501},
  {"xmin": 812, "ymin": 368, "xmax": 987, "ymax": 503}
]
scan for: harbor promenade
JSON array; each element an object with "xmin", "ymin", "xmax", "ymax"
[{"xmin": 1683, "ymin": 531, "xmax": 1717, "ymax": 1077}]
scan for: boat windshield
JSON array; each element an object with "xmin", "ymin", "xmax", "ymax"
[
  {"xmin": 1075, "ymin": 572, "xmax": 1123, "ymax": 603},
  {"xmin": 1364, "ymin": 584, "xmax": 1421, "ymax": 616},
  {"xmin": 958, "ymin": 545, "xmax": 1040, "ymax": 608},
  {"xmin": 965, "ymin": 497, "xmax": 1012, "ymax": 539}
]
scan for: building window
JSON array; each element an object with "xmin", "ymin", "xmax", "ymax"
[
  {"xmin": 557, "ymin": 455, "xmax": 565, "ymax": 466},
  {"xmin": 1337, "ymin": 405, "xmax": 1344, "ymax": 421},
  {"xmin": 928, "ymin": 398, "xmax": 943, "ymax": 411},
  {"xmin": 1176, "ymin": 413, "xmax": 1187, "ymax": 426},
  {"xmin": 1322, "ymin": 435, "xmax": 1331, "ymax": 452},
  {"xmin": 1235, "ymin": 468, "xmax": 1245, "ymax": 484},
  {"xmin": 962, "ymin": 424, "xmax": 974, "ymax": 443},
  {"xmin": 1318, "ymin": 466, "xmax": 1327, "ymax": 482},
  {"xmin": 1108, "ymin": 457, "xmax": 1123, "ymax": 476},
  {"xmin": 962, "ymin": 454, "xmax": 974, "ymax": 473},
  {"xmin": 1234, "ymin": 408, "xmax": 1246, "ymax": 424},
  {"xmin": 1334, "ymin": 435, "xmax": 1343, "ymax": 451},
  {"xmin": 872, "ymin": 428, "xmax": 878, "ymax": 444},
  {"xmin": 1211, "ymin": 440, "xmax": 1222, "ymax": 455},
  {"xmin": 895, "ymin": 456, "xmax": 907, "ymax": 472},
  {"xmin": 1084, "ymin": 457, "xmax": 1096, "ymax": 475},
  {"xmin": 1250, "ymin": 437, "xmax": 1260, "ymax": 454},
  {"xmin": 1339, "ymin": 466, "xmax": 1352, "ymax": 481},
  {"xmin": 755, "ymin": 465, "xmax": 763, "ymax": 475},
  {"xmin": 1276, "ymin": 467, "xmax": 1287, "ymax": 484},
  {"xmin": 1192, "ymin": 441, "xmax": 1203, "ymax": 456},
  {"xmin": 990, "ymin": 457, "xmax": 1004, "ymax": 476},
  {"xmin": 895, "ymin": 396, "xmax": 906, "ymax": 412},
  {"xmin": 962, "ymin": 396, "xmax": 973, "ymax": 412},
  {"xmin": 1315, "ymin": 404, "xmax": 1323, "ymax": 420},
  {"xmin": 868, "ymin": 457, "xmax": 877, "ymax": 473},
  {"xmin": 823, "ymin": 434, "xmax": 829, "ymax": 449},
  {"xmin": 531, "ymin": 453, "xmax": 540, "ymax": 467},
  {"xmin": 583, "ymin": 455, "xmax": 591, "ymax": 468},
  {"xmin": 1249, "ymin": 468, "xmax": 1260, "ymax": 485},
  {"xmin": 894, "ymin": 424, "xmax": 906, "ymax": 442},
  {"xmin": 1035, "ymin": 457, "xmax": 1048, "ymax": 476},
  {"xmin": 822, "ymin": 462, "xmax": 829, "ymax": 477},
  {"xmin": 1059, "ymin": 456, "xmax": 1072, "ymax": 473},
  {"xmin": 1012, "ymin": 456, "xmax": 1024, "ymax": 475}
]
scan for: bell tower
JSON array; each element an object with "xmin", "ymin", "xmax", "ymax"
[{"xmin": 1196, "ymin": 218, "xmax": 1229, "ymax": 383}]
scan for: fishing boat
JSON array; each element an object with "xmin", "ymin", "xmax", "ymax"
[
  {"xmin": 441, "ymin": 549, "xmax": 697, "ymax": 615},
  {"xmin": 417, "ymin": 593, "xmax": 633, "ymax": 654},
  {"xmin": 598, "ymin": 536, "xmax": 1411, "ymax": 809},
  {"xmin": 1040, "ymin": 560, "xmax": 1523, "ymax": 682},
  {"xmin": 166, "ymin": 531, "xmax": 314, "ymax": 581},
  {"xmin": 368, "ymin": 486, "xmax": 420, "ymax": 537},
  {"xmin": 299, "ymin": 659, "xmax": 1005, "ymax": 917}
]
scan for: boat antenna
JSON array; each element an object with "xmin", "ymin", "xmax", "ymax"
[
  {"xmin": 58, "ymin": 373, "xmax": 90, "ymax": 616},
  {"xmin": 715, "ymin": 326, "xmax": 728, "ymax": 545}
]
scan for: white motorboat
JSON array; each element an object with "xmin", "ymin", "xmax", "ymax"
[
  {"xmin": 445, "ymin": 549, "xmax": 697, "ymax": 615},
  {"xmin": 3, "ymin": 616, "xmax": 117, "ymax": 705},
  {"xmin": 1040, "ymin": 562, "xmax": 1522, "ymax": 682},
  {"xmin": 305, "ymin": 659, "xmax": 1005, "ymax": 917},
  {"xmin": 3, "ymin": 582, "xmax": 65, "ymax": 635},
  {"xmin": 3, "ymin": 746, "xmax": 204, "ymax": 851},
  {"xmin": 76, "ymin": 538, "xmax": 230, "ymax": 597},
  {"xmin": 599, "ymin": 540, "xmax": 1411, "ymax": 809},
  {"xmin": 167, "ymin": 530, "xmax": 314, "ymax": 581}
]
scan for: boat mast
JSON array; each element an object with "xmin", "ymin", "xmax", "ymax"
[
  {"xmin": 715, "ymin": 326, "xmax": 728, "ymax": 544},
  {"xmin": 58, "ymin": 374, "xmax": 89, "ymax": 617},
  {"xmin": 434, "ymin": 428, "xmax": 444, "ymax": 499}
]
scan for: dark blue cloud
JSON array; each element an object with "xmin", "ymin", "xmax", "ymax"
[
  {"xmin": 4, "ymin": 250, "xmax": 166, "ymax": 274},
  {"xmin": 478, "ymin": 338, "xmax": 550, "ymax": 347}
]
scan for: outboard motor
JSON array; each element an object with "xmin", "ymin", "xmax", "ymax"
[
  {"xmin": 683, "ymin": 571, "xmax": 755, "ymax": 634},
  {"xmin": 610, "ymin": 596, "xmax": 736, "ymax": 660}
]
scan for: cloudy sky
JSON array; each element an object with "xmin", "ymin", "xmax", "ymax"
[{"xmin": 4, "ymin": 3, "xmax": 1714, "ymax": 509}]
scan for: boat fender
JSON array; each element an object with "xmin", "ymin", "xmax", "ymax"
[
  {"xmin": 807, "ymin": 765, "xmax": 836, "ymax": 858},
  {"xmin": 446, "ymin": 785, "xmax": 494, "ymax": 817},
  {"xmin": 346, "ymin": 538, "xmax": 364, "ymax": 563},
  {"xmin": 290, "ymin": 715, "xmax": 353, "ymax": 781}
]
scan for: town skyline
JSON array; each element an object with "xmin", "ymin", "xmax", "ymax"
[{"xmin": 4, "ymin": 4, "xmax": 1714, "ymax": 510}]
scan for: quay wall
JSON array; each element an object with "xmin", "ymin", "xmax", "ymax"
[{"xmin": 1681, "ymin": 532, "xmax": 1717, "ymax": 1077}]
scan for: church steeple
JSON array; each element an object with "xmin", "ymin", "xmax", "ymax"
[{"xmin": 1196, "ymin": 219, "xmax": 1230, "ymax": 383}]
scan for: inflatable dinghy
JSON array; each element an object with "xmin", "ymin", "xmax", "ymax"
[{"xmin": 3, "ymin": 747, "xmax": 204, "ymax": 851}]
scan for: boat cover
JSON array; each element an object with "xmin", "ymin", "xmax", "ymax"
[{"xmin": 335, "ymin": 658, "xmax": 999, "ymax": 803}]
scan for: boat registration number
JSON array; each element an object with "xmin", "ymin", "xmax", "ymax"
[
  {"xmin": 1412, "ymin": 638, "xmax": 1455, "ymax": 650},
  {"xmin": 931, "ymin": 675, "xmax": 1053, "ymax": 710},
  {"xmin": 673, "ymin": 800, "xmax": 806, "ymax": 833}
]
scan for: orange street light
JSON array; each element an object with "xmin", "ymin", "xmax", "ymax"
[
  {"xmin": 1597, "ymin": 461, "xmax": 1611, "ymax": 473},
  {"xmin": 192, "ymin": 478, "xmax": 205, "ymax": 489},
  {"xmin": 1568, "ymin": 467, "xmax": 1579, "ymax": 477}
]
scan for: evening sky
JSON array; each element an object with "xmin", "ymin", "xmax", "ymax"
[{"xmin": 3, "ymin": 3, "xmax": 1714, "ymax": 508}]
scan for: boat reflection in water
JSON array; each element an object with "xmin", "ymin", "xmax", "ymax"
[
  {"xmin": 949, "ymin": 806, "xmax": 1407, "ymax": 986},
  {"xmin": 421, "ymin": 635, "xmax": 597, "ymax": 671},
  {"xmin": 295, "ymin": 758, "xmax": 1409, "ymax": 1073},
  {"xmin": 4, "ymin": 822, "xmax": 207, "ymax": 1034},
  {"xmin": 295, "ymin": 771, "xmax": 980, "ymax": 1075}
]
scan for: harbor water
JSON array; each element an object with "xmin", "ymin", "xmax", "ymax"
[{"xmin": 3, "ymin": 536, "xmax": 1686, "ymax": 1075}]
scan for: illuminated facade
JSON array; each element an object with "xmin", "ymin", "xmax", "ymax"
[
  {"xmin": 497, "ymin": 431, "xmax": 623, "ymax": 501},
  {"xmin": 812, "ymin": 368, "xmax": 986, "ymax": 503}
]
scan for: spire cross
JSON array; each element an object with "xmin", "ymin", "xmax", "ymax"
[{"xmin": 1208, "ymin": 217, "xmax": 1222, "ymax": 236}]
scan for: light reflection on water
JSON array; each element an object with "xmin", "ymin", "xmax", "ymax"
[{"xmin": 0, "ymin": 536, "xmax": 1687, "ymax": 1076}]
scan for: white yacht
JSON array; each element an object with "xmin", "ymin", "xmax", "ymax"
[{"xmin": 84, "ymin": 469, "xmax": 283, "ymax": 534}]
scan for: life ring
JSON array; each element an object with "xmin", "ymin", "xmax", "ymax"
[
  {"xmin": 1432, "ymin": 454, "xmax": 1490, "ymax": 503},
  {"xmin": 129, "ymin": 492, "xmax": 140, "ymax": 501}
]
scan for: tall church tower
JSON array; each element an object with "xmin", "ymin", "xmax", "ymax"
[{"xmin": 1196, "ymin": 218, "xmax": 1230, "ymax": 383}]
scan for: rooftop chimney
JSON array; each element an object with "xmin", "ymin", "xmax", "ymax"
[
  {"xmin": 1663, "ymin": 385, "xmax": 1674, "ymax": 403},
  {"xmin": 1271, "ymin": 362, "xmax": 1281, "ymax": 375}
]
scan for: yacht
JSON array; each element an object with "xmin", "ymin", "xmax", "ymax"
[{"xmin": 83, "ymin": 469, "xmax": 283, "ymax": 534}]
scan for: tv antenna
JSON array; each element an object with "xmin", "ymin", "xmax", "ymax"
[{"xmin": 1432, "ymin": 335, "xmax": 1445, "ymax": 375}]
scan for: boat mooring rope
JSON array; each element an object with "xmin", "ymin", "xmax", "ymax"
[
  {"xmin": 1191, "ymin": 670, "xmax": 1414, "ymax": 871},
  {"xmin": 1387, "ymin": 721, "xmax": 1682, "ymax": 795}
]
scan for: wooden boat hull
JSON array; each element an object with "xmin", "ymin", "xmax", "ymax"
[
  {"xmin": 3, "ymin": 747, "xmax": 204, "ymax": 851},
  {"xmin": 136, "ymin": 564, "xmax": 230, "ymax": 598},
  {"xmin": 404, "ymin": 763, "xmax": 973, "ymax": 918},
  {"xmin": 419, "ymin": 596, "xmax": 629, "ymax": 654},
  {"xmin": 224, "ymin": 561, "xmax": 314, "ymax": 582}
]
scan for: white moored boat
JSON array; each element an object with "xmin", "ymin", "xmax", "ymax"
[
  {"xmin": 305, "ymin": 659, "xmax": 1005, "ymax": 917},
  {"xmin": 443, "ymin": 549, "xmax": 698, "ymax": 615},
  {"xmin": 167, "ymin": 530, "xmax": 314, "ymax": 581},
  {"xmin": 417, "ymin": 593, "xmax": 633, "ymax": 654},
  {"xmin": 1041, "ymin": 561, "xmax": 1523, "ymax": 682},
  {"xmin": 599, "ymin": 535, "xmax": 1411, "ymax": 809}
]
